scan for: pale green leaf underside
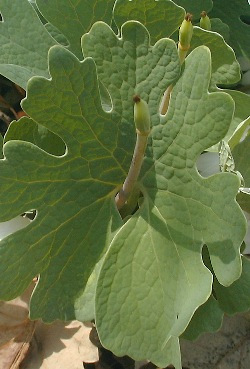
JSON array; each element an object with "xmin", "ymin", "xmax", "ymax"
[
  {"xmin": 82, "ymin": 21, "xmax": 181, "ymax": 171},
  {"xmin": 0, "ymin": 46, "xmax": 125, "ymax": 322},
  {"xmin": 95, "ymin": 47, "xmax": 246, "ymax": 367},
  {"xmin": 36, "ymin": 0, "xmax": 116, "ymax": 58},
  {"xmin": 209, "ymin": 0, "xmax": 250, "ymax": 59},
  {"xmin": 113, "ymin": 0, "xmax": 185, "ymax": 44},
  {"xmin": 0, "ymin": 0, "xmax": 57, "ymax": 89}
]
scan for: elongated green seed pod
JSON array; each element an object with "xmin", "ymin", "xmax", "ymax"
[
  {"xmin": 200, "ymin": 11, "xmax": 211, "ymax": 31},
  {"xmin": 133, "ymin": 95, "xmax": 151, "ymax": 135},
  {"xmin": 179, "ymin": 13, "xmax": 193, "ymax": 50}
]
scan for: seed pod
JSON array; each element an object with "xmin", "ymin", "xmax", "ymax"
[
  {"xmin": 200, "ymin": 11, "xmax": 211, "ymax": 31},
  {"xmin": 133, "ymin": 95, "xmax": 151, "ymax": 135},
  {"xmin": 179, "ymin": 13, "xmax": 193, "ymax": 50}
]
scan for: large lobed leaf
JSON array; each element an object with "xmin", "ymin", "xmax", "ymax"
[
  {"xmin": 95, "ymin": 46, "xmax": 246, "ymax": 368},
  {"xmin": 0, "ymin": 21, "xmax": 180, "ymax": 322},
  {"xmin": 0, "ymin": 46, "xmax": 126, "ymax": 322}
]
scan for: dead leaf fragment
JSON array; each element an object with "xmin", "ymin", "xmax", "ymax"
[
  {"xmin": 20, "ymin": 320, "xmax": 99, "ymax": 369},
  {"xmin": 0, "ymin": 284, "xmax": 36, "ymax": 369}
]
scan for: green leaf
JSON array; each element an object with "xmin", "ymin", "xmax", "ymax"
[
  {"xmin": 209, "ymin": 0, "xmax": 250, "ymax": 59},
  {"xmin": 173, "ymin": 0, "xmax": 213, "ymax": 19},
  {"xmin": 233, "ymin": 135, "xmax": 250, "ymax": 212},
  {"xmin": 0, "ymin": 0, "xmax": 57, "ymax": 89},
  {"xmin": 181, "ymin": 295, "xmax": 223, "ymax": 341},
  {"xmin": 214, "ymin": 256, "xmax": 250, "ymax": 315},
  {"xmin": 0, "ymin": 17, "xmax": 181, "ymax": 321},
  {"xmin": 5, "ymin": 117, "xmax": 65, "ymax": 156},
  {"xmin": 113, "ymin": 0, "xmax": 185, "ymax": 44},
  {"xmin": 82, "ymin": 21, "xmax": 181, "ymax": 170},
  {"xmin": 210, "ymin": 18, "xmax": 230, "ymax": 42},
  {"xmin": 36, "ymin": 0, "xmax": 116, "ymax": 58},
  {"xmin": 0, "ymin": 46, "xmax": 125, "ymax": 322},
  {"xmin": 95, "ymin": 47, "xmax": 246, "ymax": 367},
  {"xmin": 190, "ymin": 27, "xmax": 241, "ymax": 87}
]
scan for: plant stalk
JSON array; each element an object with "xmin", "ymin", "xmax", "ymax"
[
  {"xmin": 115, "ymin": 129, "xmax": 149, "ymax": 210},
  {"xmin": 160, "ymin": 13, "xmax": 193, "ymax": 115}
]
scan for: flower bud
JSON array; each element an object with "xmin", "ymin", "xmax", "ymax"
[
  {"xmin": 179, "ymin": 13, "xmax": 193, "ymax": 50},
  {"xmin": 133, "ymin": 95, "xmax": 151, "ymax": 135},
  {"xmin": 200, "ymin": 11, "xmax": 211, "ymax": 31}
]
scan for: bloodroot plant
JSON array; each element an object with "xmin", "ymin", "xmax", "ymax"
[{"xmin": 0, "ymin": 0, "xmax": 249, "ymax": 368}]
